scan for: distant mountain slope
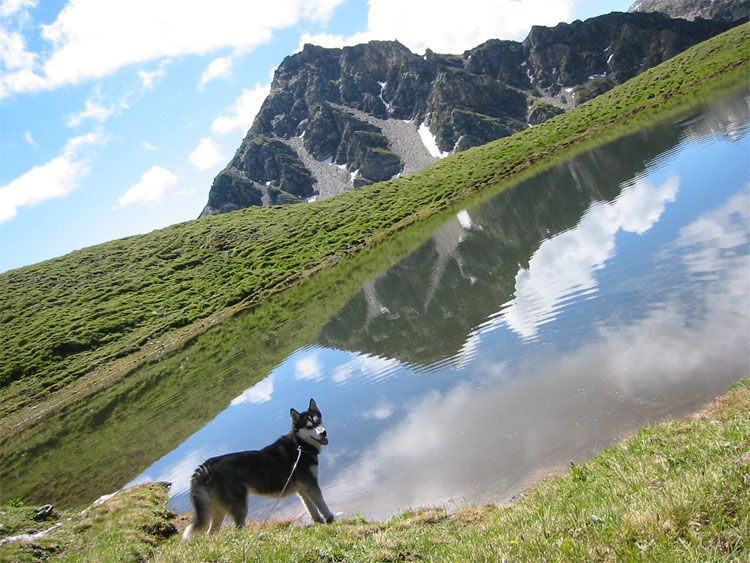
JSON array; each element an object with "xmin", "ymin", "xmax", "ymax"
[
  {"xmin": 629, "ymin": 0, "xmax": 749, "ymax": 22},
  {"xmin": 201, "ymin": 11, "xmax": 736, "ymax": 216}
]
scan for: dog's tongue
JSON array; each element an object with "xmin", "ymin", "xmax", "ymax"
[{"xmin": 319, "ymin": 436, "xmax": 329, "ymax": 446}]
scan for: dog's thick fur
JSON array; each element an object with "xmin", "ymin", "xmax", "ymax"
[{"xmin": 183, "ymin": 398, "xmax": 334, "ymax": 539}]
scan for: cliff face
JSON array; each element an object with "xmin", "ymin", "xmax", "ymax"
[
  {"xmin": 629, "ymin": 0, "xmax": 749, "ymax": 22},
  {"xmin": 200, "ymin": 11, "xmax": 736, "ymax": 217}
]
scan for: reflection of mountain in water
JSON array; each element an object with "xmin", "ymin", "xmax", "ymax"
[{"xmin": 317, "ymin": 94, "xmax": 749, "ymax": 365}]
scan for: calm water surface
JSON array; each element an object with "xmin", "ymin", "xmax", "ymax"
[{"xmin": 124, "ymin": 90, "xmax": 750, "ymax": 521}]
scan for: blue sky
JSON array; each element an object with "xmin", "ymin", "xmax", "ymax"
[{"xmin": 0, "ymin": 0, "xmax": 633, "ymax": 273}]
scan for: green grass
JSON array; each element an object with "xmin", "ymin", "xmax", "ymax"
[
  {"xmin": 0, "ymin": 482, "xmax": 177, "ymax": 562},
  {"xmin": 2, "ymin": 379, "xmax": 746, "ymax": 562},
  {"xmin": 1, "ymin": 24, "xmax": 748, "ymax": 433}
]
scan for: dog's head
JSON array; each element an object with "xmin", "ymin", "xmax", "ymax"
[{"xmin": 291, "ymin": 398, "xmax": 328, "ymax": 450}]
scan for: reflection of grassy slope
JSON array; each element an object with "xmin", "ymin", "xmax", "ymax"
[
  {"xmin": 0, "ymin": 211, "xmax": 450, "ymax": 508},
  {"xmin": 1, "ymin": 26, "xmax": 748, "ymax": 444}
]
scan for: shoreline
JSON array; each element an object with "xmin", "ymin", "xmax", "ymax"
[{"xmin": 2, "ymin": 378, "xmax": 746, "ymax": 561}]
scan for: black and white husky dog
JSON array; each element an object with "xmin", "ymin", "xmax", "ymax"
[{"xmin": 182, "ymin": 398, "xmax": 334, "ymax": 539}]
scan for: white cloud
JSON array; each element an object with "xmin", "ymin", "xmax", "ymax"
[
  {"xmin": 1, "ymin": 66, "xmax": 43, "ymax": 93},
  {"xmin": 0, "ymin": 132, "xmax": 104, "ymax": 222},
  {"xmin": 199, "ymin": 56, "xmax": 232, "ymax": 89},
  {"xmin": 300, "ymin": 0, "xmax": 576, "ymax": 54},
  {"xmin": 230, "ymin": 375, "xmax": 275, "ymax": 406},
  {"xmin": 294, "ymin": 352, "xmax": 324, "ymax": 381},
  {"xmin": 189, "ymin": 136, "xmax": 226, "ymax": 170},
  {"xmin": 115, "ymin": 165, "xmax": 179, "ymax": 208},
  {"xmin": 65, "ymin": 99, "xmax": 114, "ymax": 127},
  {"xmin": 1, "ymin": 0, "xmax": 343, "ymax": 98},
  {"xmin": 0, "ymin": 27, "xmax": 35, "ymax": 69},
  {"xmin": 141, "ymin": 141, "xmax": 158, "ymax": 151},
  {"xmin": 211, "ymin": 83, "xmax": 270, "ymax": 136},
  {"xmin": 0, "ymin": 0, "xmax": 36, "ymax": 18},
  {"xmin": 297, "ymin": 32, "xmax": 347, "ymax": 50},
  {"xmin": 23, "ymin": 130, "xmax": 35, "ymax": 145},
  {"xmin": 138, "ymin": 67, "xmax": 165, "ymax": 90}
]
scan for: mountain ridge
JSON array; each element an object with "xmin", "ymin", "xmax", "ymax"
[
  {"xmin": 201, "ymin": 10, "xmax": 738, "ymax": 216},
  {"xmin": 630, "ymin": 0, "xmax": 749, "ymax": 21}
]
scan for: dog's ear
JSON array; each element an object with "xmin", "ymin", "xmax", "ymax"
[
  {"xmin": 290, "ymin": 408, "xmax": 300, "ymax": 424},
  {"xmin": 309, "ymin": 398, "xmax": 320, "ymax": 413}
]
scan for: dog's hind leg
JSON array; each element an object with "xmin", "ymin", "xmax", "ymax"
[
  {"xmin": 183, "ymin": 479, "xmax": 212, "ymax": 540},
  {"xmin": 208, "ymin": 502, "xmax": 227, "ymax": 534},
  {"xmin": 229, "ymin": 497, "xmax": 248, "ymax": 529}
]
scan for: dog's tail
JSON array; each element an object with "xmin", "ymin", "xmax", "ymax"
[{"xmin": 182, "ymin": 464, "xmax": 212, "ymax": 540}]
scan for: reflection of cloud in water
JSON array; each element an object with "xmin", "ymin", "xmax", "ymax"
[
  {"xmin": 231, "ymin": 373, "xmax": 275, "ymax": 405},
  {"xmin": 362, "ymin": 402, "xmax": 396, "ymax": 420},
  {"xmin": 332, "ymin": 353, "xmax": 401, "ymax": 384},
  {"xmin": 675, "ymin": 188, "xmax": 749, "ymax": 278},
  {"xmin": 324, "ymin": 191, "xmax": 748, "ymax": 519},
  {"xmin": 294, "ymin": 350, "xmax": 324, "ymax": 381},
  {"xmin": 493, "ymin": 175, "xmax": 678, "ymax": 340},
  {"xmin": 129, "ymin": 447, "xmax": 211, "ymax": 499}
]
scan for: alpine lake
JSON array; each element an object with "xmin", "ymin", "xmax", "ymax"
[{"xmin": 4, "ymin": 86, "xmax": 749, "ymax": 523}]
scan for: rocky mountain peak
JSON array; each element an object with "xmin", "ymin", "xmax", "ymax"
[{"xmin": 200, "ymin": 10, "xmax": 738, "ymax": 217}]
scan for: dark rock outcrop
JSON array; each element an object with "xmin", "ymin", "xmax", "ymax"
[{"xmin": 200, "ymin": 11, "xmax": 737, "ymax": 217}]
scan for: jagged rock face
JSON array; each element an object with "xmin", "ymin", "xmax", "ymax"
[
  {"xmin": 200, "ymin": 11, "xmax": 736, "ymax": 217},
  {"xmin": 629, "ymin": 0, "xmax": 749, "ymax": 22},
  {"xmin": 522, "ymin": 11, "xmax": 737, "ymax": 102}
]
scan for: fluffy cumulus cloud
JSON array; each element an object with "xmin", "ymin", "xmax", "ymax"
[
  {"xmin": 0, "ymin": 26, "xmax": 35, "ymax": 69},
  {"xmin": 0, "ymin": 0, "xmax": 343, "ymax": 98},
  {"xmin": 211, "ymin": 83, "xmax": 270, "ymax": 136},
  {"xmin": 189, "ymin": 137, "xmax": 226, "ymax": 170},
  {"xmin": 300, "ymin": 0, "xmax": 576, "ymax": 54},
  {"xmin": 0, "ymin": 132, "xmax": 104, "ymax": 222},
  {"xmin": 115, "ymin": 165, "xmax": 179, "ymax": 208},
  {"xmin": 199, "ymin": 56, "xmax": 232, "ymax": 89}
]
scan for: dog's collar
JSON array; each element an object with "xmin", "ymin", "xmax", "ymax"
[
  {"xmin": 300, "ymin": 442, "xmax": 320, "ymax": 456},
  {"xmin": 292, "ymin": 432, "xmax": 321, "ymax": 456}
]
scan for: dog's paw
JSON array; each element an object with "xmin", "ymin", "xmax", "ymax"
[{"xmin": 325, "ymin": 515, "xmax": 335, "ymax": 524}]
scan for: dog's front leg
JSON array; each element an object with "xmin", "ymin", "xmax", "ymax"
[
  {"xmin": 303, "ymin": 484, "xmax": 334, "ymax": 523},
  {"xmin": 298, "ymin": 492, "xmax": 324, "ymax": 523}
]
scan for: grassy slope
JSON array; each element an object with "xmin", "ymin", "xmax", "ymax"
[
  {"xmin": 1, "ymin": 24, "xmax": 748, "ymax": 427},
  {"xmin": 1, "ymin": 380, "xmax": 746, "ymax": 562}
]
